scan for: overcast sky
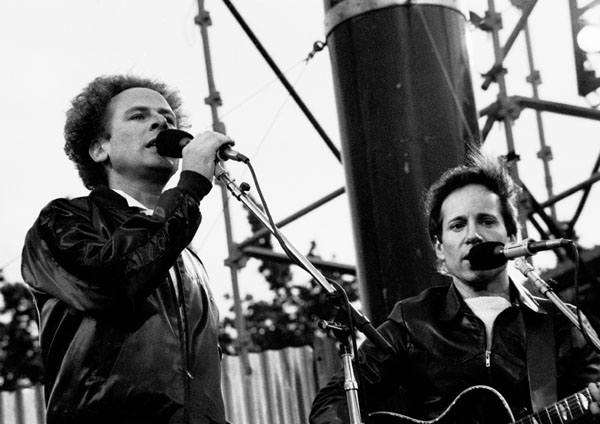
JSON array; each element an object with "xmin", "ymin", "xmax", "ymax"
[{"xmin": 1, "ymin": 0, "xmax": 599, "ymax": 312}]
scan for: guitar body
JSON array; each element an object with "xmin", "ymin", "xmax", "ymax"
[{"xmin": 370, "ymin": 385, "xmax": 516, "ymax": 424}]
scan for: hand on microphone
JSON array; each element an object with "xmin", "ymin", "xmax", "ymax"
[
  {"xmin": 181, "ymin": 131, "xmax": 234, "ymax": 181},
  {"xmin": 155, "ymin": 129, "xmax": 238, "ymax": 181}
]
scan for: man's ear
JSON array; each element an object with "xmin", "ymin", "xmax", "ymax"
[
  {"xmin": 89, "ymin": 139, "xmax": 109, "ymax": 163},
  {"xmin": 434, "ymin": 235, "xmax": 445, "ymax": 262}
]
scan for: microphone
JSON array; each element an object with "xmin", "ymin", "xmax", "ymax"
[
  {"xmin": 467, "ymin": 238, "xmax": 572, "ymax": 270},
  {"xmin": 155, "ymin": 129, "xmax": 249, "ymax": 163}
]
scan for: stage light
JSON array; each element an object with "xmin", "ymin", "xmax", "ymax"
[
  {"xmin": 577, "ymin": 25, "xmax": 600, "ymax": 53},
  {"xmin": 569, "ymin": 0, "xmax": 600, "ymax": 100}
]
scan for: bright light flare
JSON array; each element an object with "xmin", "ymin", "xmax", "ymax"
[{"xmin": 577, "ymin": 25, "xmax": 600, "ymax": 53}]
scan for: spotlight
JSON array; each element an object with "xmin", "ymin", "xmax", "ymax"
[
  {"xmin": 577, "ymin": 25, "xmax": 600, "ymax": 53},
  {"xmin": 569, "ymin": 0, "xmax": 600, "ymax": 100}
]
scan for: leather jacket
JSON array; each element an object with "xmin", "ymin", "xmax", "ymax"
[
  {"xmin": 21, "ymin": 171, "xmax": 227, "ymax": 424},
  {"xmin": 310, "ymin": 282, "xmax": 600, "ymax": 423}
]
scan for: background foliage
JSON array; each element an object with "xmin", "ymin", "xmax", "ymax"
[
  {"xmin": 218, "ymin": 208, "xmax": 359, "ymax": 353},
  {"xmin": 0, "ymin": 271, "xmax": 44, "ymax": 390}
]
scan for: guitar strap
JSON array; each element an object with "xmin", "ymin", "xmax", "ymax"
[{"xmin": 524, "ymin": 300, "xmax": 557, "ymax": 412}]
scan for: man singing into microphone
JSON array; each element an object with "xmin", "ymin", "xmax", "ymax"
[
  {"xmin": 310, "ymin": 153, "xmax": 600, "ymax": 423},
  {"xmin": 21, "ymin": 74, "xmax": 232, "ymax": 424}
]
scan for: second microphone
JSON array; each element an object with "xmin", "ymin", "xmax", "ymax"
[{"xmin": 467, "ymin": 238, "xmax": 572, "ymax": 270}]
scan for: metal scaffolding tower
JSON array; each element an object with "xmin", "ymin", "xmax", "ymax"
[{"xmin": 194, "ymin": 0, "xmax": 600, "ymax": 348}]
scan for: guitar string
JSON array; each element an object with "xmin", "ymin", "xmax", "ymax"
[{"xmin": 514, "ymin": 389, "xmax": 592, "ymax": 424}]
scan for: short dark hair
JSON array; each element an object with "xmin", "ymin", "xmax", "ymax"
[
  {"xmin": 424, "ymin": 153, "xmax": 520, "ymax": 243},
  {"xmin": 64, "ymin": 74, "xmax": 187, "ymax": 189}
]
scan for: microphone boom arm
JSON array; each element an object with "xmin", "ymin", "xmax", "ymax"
[
  {"xmin": 514, "ymin": 258, "xmax": 600, "ymax": 351},
  {"xmin": 215, "ymin": 165, "xmax": 393, "ymax": 354}
]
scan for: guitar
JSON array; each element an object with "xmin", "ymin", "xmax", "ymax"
[{"xmin": 370, "ymin": 384, "xmax": 596, "ymax": 424}]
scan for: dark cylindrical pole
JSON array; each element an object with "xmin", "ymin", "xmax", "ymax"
[{"xmin": 325, "ymin": 0, "xmax": 481, "ymax": 324}]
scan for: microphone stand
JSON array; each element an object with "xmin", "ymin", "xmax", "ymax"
[
  {"xmin": 514, "ymin": 258, "xmax": 600, "ymax": 351},
  {"xmin": 216, "ymin": 165, "xmax": 393, "ymax": 424},
  {"xmin": 319, "ymin": 320, "xmax": 363, "ymax": 424}
]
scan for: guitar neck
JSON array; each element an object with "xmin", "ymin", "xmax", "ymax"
[{"xmin": 515, "ymin": 388, "xmax": 594, "ymax": 424}]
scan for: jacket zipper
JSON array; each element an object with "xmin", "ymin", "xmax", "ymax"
[{"xmin": 475, "ymin": 314, "xmax": 492, "ymax": 369}]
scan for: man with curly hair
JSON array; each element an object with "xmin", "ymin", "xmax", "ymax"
[
  {"xmin": 21, "ymin": 74, "xmax": 232, "ymax": 424},
  {"xmin": 310, "ymin": 154, "xmax": 600, "ymax": 424}
]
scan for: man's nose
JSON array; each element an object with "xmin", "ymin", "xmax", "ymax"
[
  {"xmin": 150, "ymin": 116, "xmax": 169, "ymax": 131},
  {"xmin": 465, "ymin": 224, "xmax": 483, "ymax": 244}
]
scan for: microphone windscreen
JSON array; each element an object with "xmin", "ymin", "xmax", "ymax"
[
  {"xmin": 155, "ymin": 129, "xmax": 193, "ymax": 158},
  {"xmin": 467, "ymin": 241, "xmax": 506, "ymax": 270}
]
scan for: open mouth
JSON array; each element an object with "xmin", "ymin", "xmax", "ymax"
[{"xmin": 146, "ymin": 139, "xmax": 157, "ymax": 148}]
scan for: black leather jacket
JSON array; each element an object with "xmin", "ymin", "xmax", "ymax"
[
  {"xmin": 310, "ymin": 283, "xmax": 600, "ymax": 423},
  {"xmin": 21, "ymin": 171, "xmax": 227, "ymax": 424}
]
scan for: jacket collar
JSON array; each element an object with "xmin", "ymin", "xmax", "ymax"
[
  {"xmin": 90, "ymin": 186, "xmax": 155, "ymax": 216},
  {"xmin": 90, "ymin": 185, "xmax": 132, "ymax": 209},
  {"xmin": 441, "ymin": 279, "xmax": 542, "ymax": 321}
]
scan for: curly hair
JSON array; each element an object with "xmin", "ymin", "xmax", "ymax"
[
  {"xmin": 64, "ymin": 74, "xmax": 187, "ymax": 189},
  {"xmin": 424, "ymin": 152, "xmax": 521, "ymax": 244}
]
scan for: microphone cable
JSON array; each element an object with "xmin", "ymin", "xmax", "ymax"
[
  {"xmin": 240, "ymin": 159, "xmax": 360, "ymax": 356},
  {"xmin": 242, "ymin": 160, "xmax": 311, "ymax": 275}
]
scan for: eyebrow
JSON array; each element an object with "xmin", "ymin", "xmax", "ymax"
[
  {"xmin": 445, "ymin": 215, "xmax": 466, "ymax": 226},
  {"xmin": 124, "ymin": 106, "xmax": 176, "ymax": 121},
  {"xmin": 476, "ymin": 212, "xmax": 499, "ymax": 220},
  {"xmin": 445, "ymin": 212, "xmax": 499, "ymax": 224}
]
